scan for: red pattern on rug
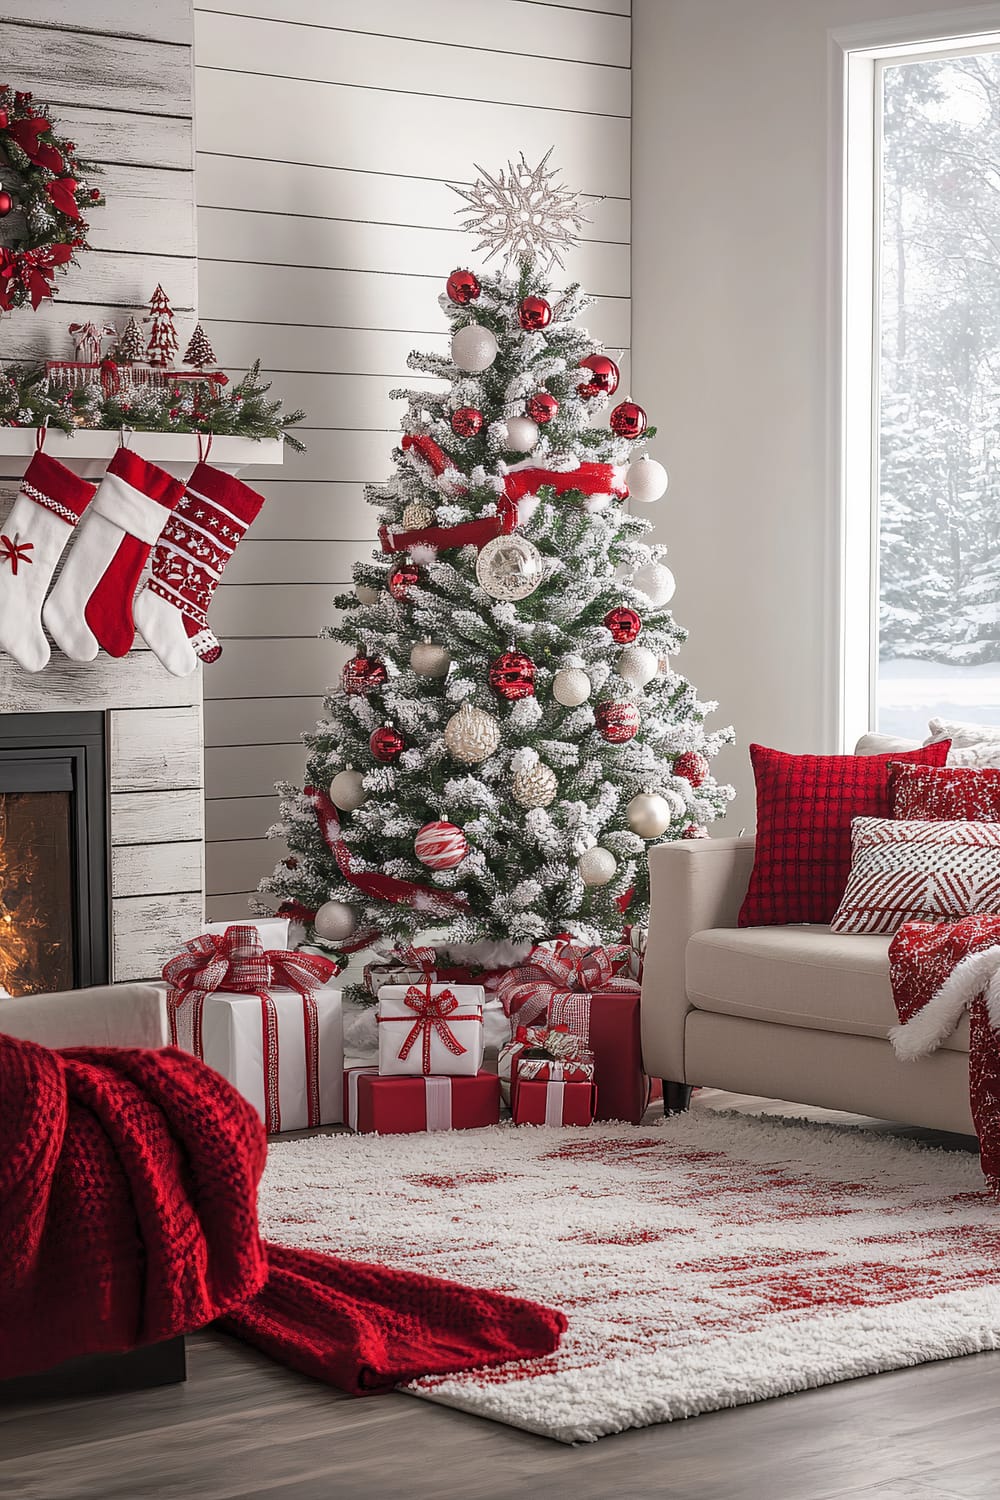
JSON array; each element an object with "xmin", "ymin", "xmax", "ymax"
[
  {"xmin": 0, "ymin": 1035, "xmax": 565, "ymax": 1387},
  {"xmin": 890, "ymin": 916, "xmax": 1000, "ymax": 1195}
]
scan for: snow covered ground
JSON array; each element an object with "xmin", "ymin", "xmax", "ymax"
[{"xmin": 878, "ymin": 657, "xmax": 1000, "ymax": 739}]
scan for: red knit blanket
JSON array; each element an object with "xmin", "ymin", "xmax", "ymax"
[
  {"xmin": 889, "ymin": 916, "xmax": 1000, "ymax": 1195},
  {"xmin": 0, "ymin": 1035, "xmax": 565, "ymax": 1387}
]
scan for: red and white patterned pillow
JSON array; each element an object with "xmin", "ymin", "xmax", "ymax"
[
  {"xmin": 890, "ymin": 763, "xmax": 1000, "ymax": 822},
  {"xmin": 830, "ymin": 817, "xmax": 1000, "ymax": 935}
]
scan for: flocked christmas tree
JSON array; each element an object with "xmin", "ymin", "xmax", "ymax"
[
  {"xmin": 144, "ymin": 283, "xmax": 178, "ymax": 366},
  {"xmin": 183, "ymin": 322, "xmax": 217, "ymax": 369},
  {"xmin": 262, "ymin": 153, "xmax": 734, "ymax": 975},
  {"xmin": 112, "ymin": 316, "xmax": 144, "ymax": 365}
]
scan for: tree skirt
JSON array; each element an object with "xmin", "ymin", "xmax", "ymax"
[{"xmin": 260, "ymin": 1107, "xmax": 1000, "ymax": 1443}]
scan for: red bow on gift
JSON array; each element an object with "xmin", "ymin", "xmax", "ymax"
[
  {"xmin": 513, "ymin": 1023, "xmax": 592, "ymax": 1062},
  {"xmin": 497, "ymin": 941, "xmax": 639, "ymax": 1025},
  {"xmin": 163, "ymin": 923, "xmax": 336, "ymax": 1000},
  {"xmin": 376, "ymin": 982, "xmax": 481, "ymax": 1075}
]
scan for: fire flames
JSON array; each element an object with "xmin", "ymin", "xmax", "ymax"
[{"xmin": 0, "ymin": 792, "xmax": 73, "ymax": 997}]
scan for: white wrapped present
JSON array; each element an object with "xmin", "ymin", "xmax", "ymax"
[{"xmin": 376, "ymin": 982, "xmax": 485, "ymax": 1077}]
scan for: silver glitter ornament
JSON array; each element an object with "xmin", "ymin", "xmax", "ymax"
[
  {"xmin": 444, "ymin": 701, "xmax": 501, "ymax": 763},
  {"xmin": 475, "ymin": 534, "xmax": 543, "ymax": 601}
]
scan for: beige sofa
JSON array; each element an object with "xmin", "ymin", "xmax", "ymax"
[{"xmin": 640, "ymin": 836, "xmax": 975, "ymax": 1136}]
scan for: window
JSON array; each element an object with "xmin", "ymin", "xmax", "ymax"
[{"xmin": 840, "ymin": 26, "xmax": 1000, "ymax": 745}]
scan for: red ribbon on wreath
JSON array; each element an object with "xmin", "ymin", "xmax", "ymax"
[
  {"xmin": 0, "ymin": 242, "xmax": 73, "ymax": 311},
  {"xmin": 305, "ymin": 785, "xmax": 468, "ymax": 917}
]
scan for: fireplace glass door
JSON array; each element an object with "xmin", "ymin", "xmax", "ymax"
[{"xmin": 0, "ymin": 713, "xmax": 108, "ymax": 997}]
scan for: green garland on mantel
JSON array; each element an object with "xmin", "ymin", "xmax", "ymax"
[{"xmin": 0, "ymin": 359, "xmax": 307, "ymax": 450}]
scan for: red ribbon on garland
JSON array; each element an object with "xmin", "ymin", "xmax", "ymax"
[
  {"xmin": 0, "ymin": 242, "xmax": 73, "ymax": 311},
  {"xmin": 305, "ymin": 785, "xmax": 468, "ymax": 917},
  {"xmin": 379, "ymin": 494, "xmax": 518, "ymax": 556}
]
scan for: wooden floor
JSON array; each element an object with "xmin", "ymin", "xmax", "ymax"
[{"xmin": 2, "ymin": 1094, "xmax": 998, "ymax": 1500}]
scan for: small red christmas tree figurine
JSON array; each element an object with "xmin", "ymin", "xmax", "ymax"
[
  {"xmin": 144, "ymin": 284, "xmax": 178, "ymax": 367},
  {"xmin": 183, "ymin": 322, "xmax": 217, "ymax": 369}
]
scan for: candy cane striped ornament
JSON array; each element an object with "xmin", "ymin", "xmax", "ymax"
[{"xmin": 415, "ymin": 821, "xmax": 469, "ymax": 870}]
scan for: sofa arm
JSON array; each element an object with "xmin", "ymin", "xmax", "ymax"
[
  {"xmin": 0, "ymin": 983, "xmax": 171, "ymax": 1050},
  {"xmin": 640, "ymin": 837, "xmax": 756, "ymax": 1084}
]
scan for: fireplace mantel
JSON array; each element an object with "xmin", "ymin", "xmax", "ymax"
[
  {"xmin": 0, "ymin": 431, "xmax": 284, "ymax": 480},
  {"xmin": 0, "ymin": 431, "xmax": 285, "ymax": 985}
]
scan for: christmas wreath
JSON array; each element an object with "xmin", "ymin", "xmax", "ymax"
[{"xmin": 0, "ymin": 84, "xmax": 104, "ymax": 312}]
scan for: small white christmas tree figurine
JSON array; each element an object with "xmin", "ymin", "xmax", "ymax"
[
  {"xmin": 263, "ymin": 153, "xmax": 734, "ymax": 961},
  {"xmin": 183, "ymin": 322, "xmax": 217, "ymax": 369},
  {"xmin": 144, "ymin": 284, "xmax": 178, "ymax": 367},
  {"xmin": 113, "ymin": 316, "xmax": 144, "ymax": 364}
]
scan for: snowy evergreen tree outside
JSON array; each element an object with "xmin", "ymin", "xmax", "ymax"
[
  {"xmin": 262, "ymin": 154, "xmax": 734, "ymax": 981},
  {"xmin": 878, "ymin": 55, "xmax": 1000, "ymax": 735}
]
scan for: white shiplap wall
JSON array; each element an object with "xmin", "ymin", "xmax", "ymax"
[
  {"xmin": 0, "ymin": 0, "xmax": 204, "ymax": 979},
  {"xmin": 193, "ymin": 0, "xmax": 632, "ymax": 918}
]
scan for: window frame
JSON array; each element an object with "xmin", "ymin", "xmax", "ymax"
[{"xmin": 831, "ymin": 8, "xmax": 1000, "ymax": 750}]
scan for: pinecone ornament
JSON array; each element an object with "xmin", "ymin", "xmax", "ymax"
[{"xmin": 512, "ymin": 762, "xmax": 557, "ymax": 809}]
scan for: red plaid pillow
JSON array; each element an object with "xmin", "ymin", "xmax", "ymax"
[
  {"xmin": 738, "ymin": 741, "xmax": 951, "ymax": 927},
  {"xmin": 890, "ymin": 763, "xmax": 1000, "ymax": 823}
]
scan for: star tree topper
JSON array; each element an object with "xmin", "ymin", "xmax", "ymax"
[{"xmin": 451, "ymin": 149, "xmax": 591, "ymax": 272}]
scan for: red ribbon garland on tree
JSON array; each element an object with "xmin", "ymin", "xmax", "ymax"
[{"xmin": 305, "ymin": 785, "xmax": 469, "ymax": 916}]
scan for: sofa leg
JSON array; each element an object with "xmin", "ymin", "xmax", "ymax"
[{"xmin": 662, "ymin": 1081, "xmax": 693, "ymax": 1115}]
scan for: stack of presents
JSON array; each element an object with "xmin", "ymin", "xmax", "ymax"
[{"xmin": 161, "ymin": 920, "xmax": 652, "ymax": 1137}]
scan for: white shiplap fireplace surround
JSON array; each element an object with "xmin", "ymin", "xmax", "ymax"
[{"xmin": 0, "ymin": 430, "xmax": 282, "ymax": 983}]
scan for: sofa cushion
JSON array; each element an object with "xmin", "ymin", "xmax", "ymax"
[
  {"xmin": 738, "ymin": 741, "xmax": 951, "ymax": 928},
  {"xmin": 685, "ymin": 925, "xmax": 969, "ymax": 1053}
]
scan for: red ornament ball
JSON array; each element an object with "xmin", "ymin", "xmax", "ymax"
[
  {"xmin": 342, "ymin": 654, "xmax": 388, "ymax": 695},
  {"xmin": 610, "ymin": 400, "xmax": 648, "ymax": 439},
  {"xmin": 389, "ymin": 563, "xmax": 420, "ymax": 602},
  {"xmin": 604, "ymin": 606, "xmax": 642, "ymax": 644},
  {"xmin": 577, "ymin": 354, "xmax": 620, "ymax": 396},
  {"xmin": 0, "ymin": 191, "xmax": 12, "ymax": 218},
  {"xmin": 526, "ymin": 391, "xmax": 558, "ymax": 425},
  {"xmin": 595, "ymin": 701, "xmax": 640, "ymax": 744},
  {"xmin": 488, "ymin": 649, "xmax": 536, "ymax": 701},
  {"xmin": 674, "ymin": 751, "xmax": 710, "ymax": 788},
  {"xmin": 519, "ymin": 295, "xmax": 552, "ymax": 332},
  {"xmin": 414, "ymin": 820, "xmax": 469, "ymax": 870},
  {"xmin": 89, "ymin": 187, "xmax": 101, "ymax": 201},
  {"xmin": 446, "ymin": 268, "xmax": 481, "ymax": 305},
  {"xmin": 0, "ymin": 111, "xmax": 8, "ymax": 129},
  {"xmin": 370, "ymin": 725, "xmax": 405, "ymax": 763},
  {"xmin": 451, "ymin": 406, "xmax": 484, "ymax": 438}
]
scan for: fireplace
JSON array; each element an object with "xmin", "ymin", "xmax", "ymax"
[{"xmin": 0, "ymin": 713, "xmax": 108, "ymax": 996}]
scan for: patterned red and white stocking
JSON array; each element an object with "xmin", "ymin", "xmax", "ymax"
[
  {"xmin": 133, "ymin": 462, "xmax": 265, "ymax": 677},
  {"xmin": 43, "ymin": 446, "xmax": 185, "ymax": 661},
  {"xmin": 0, "ymin": 452, "xmax": 97, "ymax": 672}
]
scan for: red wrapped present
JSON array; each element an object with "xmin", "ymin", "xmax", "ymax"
[
  {"xmin": 345, "ymin": 1066, "xmax": 501, "ymax": 1134},
  {"xmin": 163, "ymin": 923, "xmax": 342, "ymax": 1133},
  {"xmin": 498, "ymin": 1024, "xmax": 595, "ymax": 1103},
  {"xmin": 512, "ymin": 1076, "xmax": 597, "ymax": 1126},
  {"xmin": 497, "ymin": 942, "xmax": 648, "ymax": 1124}
]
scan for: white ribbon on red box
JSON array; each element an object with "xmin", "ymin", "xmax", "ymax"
[{"xmin": 346, "ymin": 1066, "xmax": 454, "ymax": 1132}]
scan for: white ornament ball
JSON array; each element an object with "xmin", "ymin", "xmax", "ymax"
[
  {"xmin": 414, "ymin": 820, "xmax": 469, "ymax": 870},
  {"xmin": 313, "ymin": 899, "xmax": 358, "ymax": 941},
  {"xmin": 512, "ymin": 762, "xmax": 558, "ymax": 809},
  {"xmin": 503, "ymin": 415, "xmax": 539, "ymax": 453},
  {"xmin": 626, "ymin": 791, "xmax": 676, "ymax": 839},
  {"xmin": 451, "ymin": 323, "xmax": 498, "ymax": 373},
  {"xmin": 355, "ymin": 582, "xmax": 380, "ymax": 605},
  {"xmin": 633, "ymin": 560, "xmax": 676, "ymax": 608},
  {"xmin": 475, "ymin": 534, "xmax": 544, "ymax": 601},
  {"xmin": 626, "ymin": 456, "xmax": 669, "ymax": 503},
  {"xmin": 444, "ymin": 701, "xmax": 501, "ymax": 763},
  {"xmin": 410, "ymin": 639, "xmax": 450, "ymax": 678},
  {"xmin": 552, "ymin": 667, "xmax": 592, "ymax": 707},
  {"xmin": 402, "ymin": 501, "xmax": 434, "ymax": 530},
  {"xmin": 329, "ymin": 768, "xmax": 366, "ymax": 812},
  {"xmin": 617, "ymin": 644, "xmax": 659, "ymax": 688},
  {"xmin": 578, "ymin": 846, "xmax": 617, "ymax": 887}
]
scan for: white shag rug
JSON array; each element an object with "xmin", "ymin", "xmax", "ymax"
[{"xmin": 260, "ymin": 1107, "xmax": 1000, "ymax": 1443}]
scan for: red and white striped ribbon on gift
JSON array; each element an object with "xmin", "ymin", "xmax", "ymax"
[{"xmin": 496, "ymin": 942, "xmax": 640, "ymax": 1028}]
